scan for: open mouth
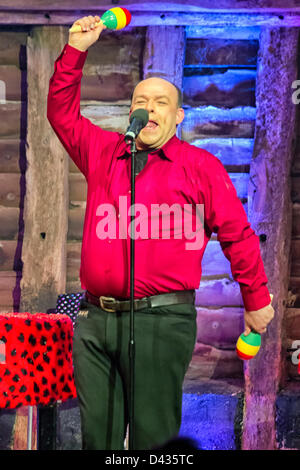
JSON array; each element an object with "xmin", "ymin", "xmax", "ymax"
[{"xmin": 144, "ymin": 120, "xmax": 158, "ymax": 130}]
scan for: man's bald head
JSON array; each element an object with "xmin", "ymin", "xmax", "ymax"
[{"xmin": 131, "ymin": 77, "xmax": 183, "ymax": 108}]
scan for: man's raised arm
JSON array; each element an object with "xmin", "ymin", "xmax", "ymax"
[{"xmin": 46, "ymin": 17, "xmax": 107, "ymax": 177}]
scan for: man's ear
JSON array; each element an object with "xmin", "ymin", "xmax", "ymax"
[{"xmin": 176, "ymin": 107, "xmax": 185, "ymax": 126}]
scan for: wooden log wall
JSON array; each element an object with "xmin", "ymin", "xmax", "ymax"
[
  {"xmin": 286, "ymin": 79, "xmax": 300, "ymax": 382},
  {"xmin": 183, "ymin": 27, "xmax": 259, "ymax": 382},
  {"xmin": 242, "ymin": 27, "xmax": 299, "ymax": 450},
  {"xmin": 0, "ymin": 29, "xmax": 28, "ymax": 314},
  {"xmin": 1, "ymin": 24, "xmax": 299, "ymax": 382},
  {"xmin": 0, "ymin": 15, "xmax": 299, "ymax": 449}
]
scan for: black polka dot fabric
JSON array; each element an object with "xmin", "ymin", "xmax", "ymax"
[
  {"xmin": 55, "ymin": 292, "xmax": 85, "ymax": 327},
  {"xmin": 0, "ymin": 313, "xmax": 77, "ymax": 409}
]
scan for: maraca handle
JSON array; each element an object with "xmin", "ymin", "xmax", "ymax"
[{"xmin": 69, "ymin": 20, "xmax": 103, "ymax": 33}]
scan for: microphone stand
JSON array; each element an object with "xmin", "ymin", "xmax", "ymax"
[{"xmin": 128, "ymin": 137, "xmax": 136, "ymax": 450}]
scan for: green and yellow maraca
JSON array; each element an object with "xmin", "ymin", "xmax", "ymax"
[
  {"xmin": 236, "ymin": 330, "xmax": 261, "ymax": 360},
  {"xmin": 236, "ymin": 293, "xmax": 273, "ymax": 360},
  {"xmin": 69, "ymin": 7, "xmax": 132, "ymax": 33}
]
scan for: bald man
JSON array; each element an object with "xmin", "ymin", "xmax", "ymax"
[{"xmin": 47, "ymin": 17, "xmax": 274, "ymax": 450}]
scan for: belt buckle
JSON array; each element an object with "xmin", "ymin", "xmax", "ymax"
[{"xmin": 99, "ymin": 296, "xmax": 117, "ymax": 312}]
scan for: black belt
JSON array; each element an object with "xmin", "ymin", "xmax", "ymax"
[{"xmin": 85, "ymin": 289, "xmax": 195, "ymax": 313}]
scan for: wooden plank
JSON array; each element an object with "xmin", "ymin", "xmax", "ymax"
[
  {"xmin": 20, "ymin": 25, "xmax": 68, "ymax": 310},
  {"xmin": 196, "ymin": 306, "xmax": 244, "ymax": 349},
  {"xmin": 69, "ymin": 173, "xmax": 87, "ymax": 203},
  {"xmin": 196, "ymin": 278, "xmax": 243, "ymax": 307},
  {"xmin": 242, "ymin": 27, "xmax": 299, "ymax": 451},
  {"xmin": 185, "ymin": 39, "xmax": 258, "ymax": 67},
  {"xmin": 227, "ymin": 173, "xmax": 249, "ymax": 199},
  {"xmin": 81, "ymin": 104, "xmax": 130, "ymax": 134},
  {"xmin": 285, "ymin": 308, "xmax": 300, "ymax": 339},
  {"xmin": 0, "ymin": 207, "xmax": 19, "ymax": 239},
  {"xmin": 83, "ymin": 27, "xmax": 144, "ymax": 75},
  {"xmin": 185, "ymin": 26, "xmax": 261, "ymax": 40},
  {"xmin": 291, "ymin": 176, "xmax": 300, "ymax": 202},
  {"xmin": 0, "ymin": 103, "xmax": 21, "ymax": 137},
  {"xmin": 190, "ymin": 138, "xmax": 254, "ymax": 166},
  {"xmin": 15, "ymin": 25, "xmax": 69, "ymax": 452},
  {"xmin": 201, "ymin": 240, "xmax": 232, "ymax": 278},
  {"xmin": 0, "ymin": 271, "xmax": 16, "ymax": 306},
  {"xmin": 81, "ymin": 73, "xmax": 136, "ymax": 102},
  {"xmin": 291, "ymin": 240, "xmax": 300, "ymax": 277},
  {"xmin": 0, "ymin": 173, "xmax": 21, "ymax": 207},
  {"xmin": 143, "ymin": 25, "xmax": 185, "ymax": 89},
  {"xmin": 292, "ymin": 136, "xmax": 300, "ymax": 174},
  {"xmin": 67, "ymin": 242, "xmax": 81, "ymax": 281},
  {"xmin": 0, "ymin": 139, "xmax": 25, "ymax": 173},
  {"xmin": 79, "ymin": 30, "xmax": 144, "ymax": 101},
  {"xmin": 181, "ymin": 106, "xmax": 256, "ymax": 141},
  {"xmin": 0, "ymin": 31, "xmax": 28, "ymax": 68},
  {"xmin": 1, "ymin": 7, "xmax": 300, "ymax": 28},
  {"xmin": 0, "ymin": 66, "xmax": 22, "ymax": 101},
  {"xmin": 66, "ymin": 279, "xmax": 83, "ymax": 293},
  {"xmin": 0, "ymin": 1, "xmax": 300, "ymax": 10},
  {"xmin": 292, "ymin": 203, "xmax": 300, "ymax": 239},
  {"xmin": 183, "ymin": 69, "xmax": 256, "ymax": 107},
  {"xmin": 143, "ymin": 25, "xmax": 186, "ymax": 137},
  {"xmin": 185, "ymin": 342, "xmax": 243, "ymax": 381},
  {"xmin": 68, "ymin": 207, "xmax": 85, "ymax": 240},
  {"xmin": 288, "ymin": 277, "xmax": 300, "ymax": 308},
  {"xmin": 0, "ymin": 241, "xmax": 19, "ymax": 271}
]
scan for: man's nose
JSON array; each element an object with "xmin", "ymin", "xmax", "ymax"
[{"xmin": 145, "ymin": 100, "xmax": 155, "ymax": 112}]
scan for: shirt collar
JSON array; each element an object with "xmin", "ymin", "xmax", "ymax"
[{"xmin": 115, "ymin": 134, "xmax": 181, "ymax": 162}]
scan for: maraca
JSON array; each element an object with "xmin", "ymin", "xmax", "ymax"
[
  {"xmin": 236, "ymin": 331, "xmax": 261, "ymax": 360},
  {"xmin": 69, "ymin": 7, "xmax": 132, "ymax": 33}
]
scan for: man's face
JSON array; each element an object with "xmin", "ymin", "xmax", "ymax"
[{"xmin": 130, "ymin": 77, "xmax": 184, "ymax": 150}]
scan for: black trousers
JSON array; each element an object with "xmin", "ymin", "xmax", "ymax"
[{"xmin": 72, "ymin": 298, "xmax": 197, "ymax": 450}]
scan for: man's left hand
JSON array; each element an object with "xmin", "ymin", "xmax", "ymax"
[{"xmin": 244, "ymin": 294, "xmax": 274, "ymax": 335}]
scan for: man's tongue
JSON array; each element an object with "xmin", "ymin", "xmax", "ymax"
[{"xmin": 146, "ymin": 121, "xmax": 157, "ymax": 129}]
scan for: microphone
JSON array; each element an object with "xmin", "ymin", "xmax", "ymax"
[{"xmin": 125, "ymin": 109, "xmax": 149, "ymax": 143}]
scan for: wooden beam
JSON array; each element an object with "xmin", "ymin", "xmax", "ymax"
[
  {"xmin": 143, "ymin": 25, "xmax": 185, "ymax": 138},
  {"xmin": 20, "ymin": 25, "xmax": 68, "ymax": 312},
  {"xmin": 143, "ymin": 25, "xmax": 185, "ymax": 88},
  {"xmin": 16, "ymin": 26, "xmax": 68, "ymax": 450},
  {"xmin": 0, "ymin": 0, "xmax": 300, "ymax": 12},
  {"xmin": 1, "ymin": 5, "xmax": 300, "ymax": 27},
  {"xmin": 242, "ymin": 27, "xmax": 299, "ymax": 450}
]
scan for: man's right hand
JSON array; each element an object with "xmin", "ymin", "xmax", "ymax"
[{"xmin": 68, "ymin": 15, "xmax": 107, "ymax": 52}]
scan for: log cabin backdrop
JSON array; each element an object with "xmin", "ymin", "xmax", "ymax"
[{"xmin": 0, "ymin": 0, "xmax": 300, "ymax": 451}]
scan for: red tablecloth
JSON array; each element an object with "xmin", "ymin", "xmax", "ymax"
[{"xmin": 0, "ymin": 313, "xmax": 77, "ymax": 409}]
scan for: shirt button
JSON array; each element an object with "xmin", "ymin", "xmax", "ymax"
[{"xmin": 128, "ymin": 190, "xmax": 131, "ymax": 194}]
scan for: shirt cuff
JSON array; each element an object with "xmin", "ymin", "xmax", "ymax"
[
  {"xmin": 60, "ymin": 43, "xmax": 88, "ymax": 69},
  {"xmin": 240, "ymin": 284, "xmax": 271, "ymax": 311}
]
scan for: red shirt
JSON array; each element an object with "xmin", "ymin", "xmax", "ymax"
[{"xmin": 47, "ymin": 43, "xmax": 271, "ymax": 311}]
